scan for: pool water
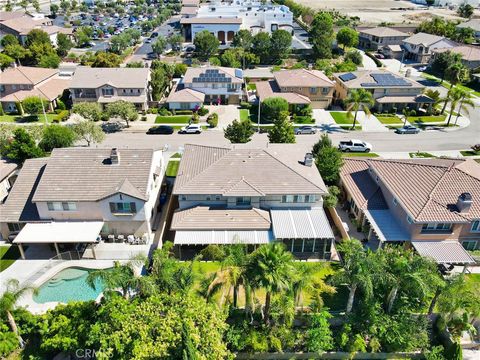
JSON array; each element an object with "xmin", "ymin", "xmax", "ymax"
[{"xmin": 33, "ymin": 267, "xmax": 106, "ymax": 304}]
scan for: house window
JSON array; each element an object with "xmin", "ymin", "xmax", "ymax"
[
  {"xmin": 7, "ymin": 223, "xmax": 21, "ymax": 232},
  {"xmin": 206, "ymin": 195, "xmax": 211, "ymax": 201},
  {"xmin": 282, "ymin": 195, "xmax": 294, "ymax": 203},
  {"xmin": 471, "ymin": 220, "xmax": 480, "ymax": 232},
  {"xmin": 62, "ymin": 202, "xmax": 77, "ymax": 211},
  {"xmin": 215, "ymin": 195, "xmax": 221, "ymax": 201},
  {"xmin": 307, "ymin": 195, "xmax": 316, "ymax": 203},
  {"xmin": 109, "ymin": 202, "xmax": 137, "ymax": 214},
  {"xmin": 421, "ymin": 223, "xmax": 452, "ymax": 232},
  {"xmin": 462, "ymin": 240, "xmax": 478, "ymax": 251},
  {"xmin": 322, "ymin": 87, "xmax": 329, "ymax": 94},
  {"xmin": 310, "ymin": 87, "xmax": 318, "ymax": 94},
  {"xmin": 47, "ymin": 202, "xmax": 76, "ymax": 211},
  {"xmin": 236, "ymin": 197, "xmax": 251, "ymax": 206},
  {"xmin": 102, "ymin": 88, "xmax": 114, "ymax": 96},
  {"xmin": 180, "ymin": 195, "xmax": 186, "ymax": 201}
]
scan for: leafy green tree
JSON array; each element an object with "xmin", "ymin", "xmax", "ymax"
[
  {"xmin": 344, "ymin": 49, "xmax": 363, "ymax": 65},
  {"xmin": 0, "ymin": 34, "xmax": 19, "ymax": 48},
  {"xmin": 110, "ymin": 33, "xmax": 132, "ymax": 54},
  {"xmin": 22, "ymin": 96, "xmax": 45, "ymax": 116},
  {"xmin": 267, "ymin": 111, "xmax": 295, "ymax": 143},
  {"xmin": 310, "ymin": 11, "xmax": 334, "ymax": 59},
  {"xmin": 336, "ymin": 27, "xmax": 359, "ymax": 50},
  {"xmin": 91, "ymin": 52, "xmax": 122, "ymax": 67},
  {"xmin": 344, "ymin": 88, "xmax": 374, "ymax": 129},
  {"xmin": 453, "ymin": 27, "xmax": 475, "ymax": 44},
  {"xmin": 38, "ymin": 53, "xmax": 61, "ymax": 68},
  {"xmin": 233, "ymin": 29, "xmax": 253, "ymax": 50},
  {"xmin": 3, "ymin": 44, "xmax": 30, "ymax": 65},
  {"xmin": 19, "ymin": 0, "xmax": 28, "ymax": 12},
  {"xmin": 0, "ymin": 279, "xmax": 37, "ymax": 349},
  {"xmin": 220, "ymin": 48, "xmax": 242, "ymax": 68},
  {"xmin": 60, "ymin": 0, "xmax": 69, "ymax": 12},
  {"xmin": 0, "ymin": 323, "xmax": 18, "ymax": 357},
  {"xmin": 50, "ymin": 3, "xmax": 60, "ymax": 17},
  {"xmin": 312, "ymin": 133, "xmax": 332, "ymax": 158},
  {"xmin": 224, "ymin": 119, "xmax": 254, "ymax": 143},
  {"xmin": 39, "ymin": 124, "xmax": 76, "ymax": 152},
  {"xmin": 75, "ymin": 26, "xmax": 93, "ymax": 47},
  {"xmin": 306, "ymin": 311, "xmax": 334, "ymax": 352},
  {"xmin": 25, "ymin": 29, "xmax": 51, "ymax": 48},
  {"xmin": 458, "ymin": 3, "xmax": 474, "ymax": 18},
  {"xmin": 246, "ymin": 242, "xmax": 294, "ymax": 324},
  {"xmin": 56, "ymin": 33, "xmax": 74, "ymax": 57},
  {"xmin": 270, "ymin": 29, "xmax": 292, "ymax": 61},
  {"xmin": 71, "ymin": 118, "xmax": 106, "ymax": 146},
  {"xmin": 252, "ymin": 32, "xmax": 271, "ymax": 64},
  {"xmin": 193, "ymin": 30, "xmax": 219, "ymax": 61},
  {"xmin": 4, "ymin": 0, "xmax": 14, "ymax": 11},
  {"xmin": 323, "ymin": 185, "xmax": 341, "ymax": 208},
  {"xmin": 174, "ymin": 63, "xmax": 188, "ymax": 77},
  {"xmin": 430, "ymin": 50, "xmax": 462, "ymax": 82},
  {"xmin": 72, "ymin": 102, "xmax": 103, "ymax": 122},
  {"xmin": 261, "ymin": 97, "xmax": 289, "ymax": 123},
  {"xmin": 126, "ymin": 61, "xmax": 145, "ymax": 68},
  {"xmin": 169, "ymin": 33, "xmax": 184, "ymax": 51},
  {"xmin": 106, "ymin": 100, "xmax": 138, "ymax": 127},
  {"xmin": 0, "ymin": 53, "xmax": 14, "ymax": 70},
  {"xmin": 315, "ymin": 145, "xmax": 343, "ymax": 185}
]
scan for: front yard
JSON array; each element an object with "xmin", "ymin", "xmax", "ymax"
[
  {"xmin": 376, "ymin": 115, "xmax": 403, "ymax": 125},
  {"xmin": 409, "ymin": 114, "xmax": 446, "ymax": 124},
  {"xmin": 155, "ymin": 115, "xmax": 192, "ymax": 124},
  {"xmin": 330, "ymin": 112, "xmax": 362, "ymax": 130},
  {"xmin": 0, "ymin": 114, "xmax": 57, "ymax": 123}
]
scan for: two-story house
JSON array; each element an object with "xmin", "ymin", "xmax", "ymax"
[
  {"xmin": 431, "ymin": 46, "xmax": 480, "ymax": 70},
  {"xmin": 402, "ymin": 32, "xmax": 456, "ymax": 63},
  {"xmin": 358, "ymin": 27, "xmax": 409, "ymax": 50},
  {"xmin": 340, "ymin": 158, "xmax": 479, "ymax": 266},
  {"xmin": 255, "ymin": 69, "xmax": 335, "ymax": 109},
  {"xmin": 166, "ymin": 66, "xmax": 243, "ymax": 109},
  {"xmin": 0, "ymin": 66, "xmax": 71, "ymax": 113},
  {"xmin": 456, "ymin": 19, "xmax": 480, "ymax": 41},
  {"xmin": 170, "ymin": 144, "xmax": 335, "ymax": 260},
  {"xmin": 333, "ymin": 69, "xmax": 435, "ymax": 112},
  {"xmin": 70, "ymin": 66, "xmax": 151, "ymax": 111},
  {"xmin": 0, "ymin": 160, "xmax": 18, "ymax": 204},
  {"xmin": 0, "ymin": 148, "xmax": 165, "ymax": 259}
]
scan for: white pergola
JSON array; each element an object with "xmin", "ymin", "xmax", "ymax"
[{"xmin": 13, "ymin": 222, "xmax": 104, "ymax": 259}]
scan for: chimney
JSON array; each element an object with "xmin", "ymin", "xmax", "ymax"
[
  {"xmin": 110, "ymin": 148, "xmax": 120, "ymax": 165},
  {"xmin": 456, "ymin": 192, "xmax": 472, "ymax": 213},
  {"xmin": 304, "ymin": 153, "xmax": 313, "ymax": 167}
]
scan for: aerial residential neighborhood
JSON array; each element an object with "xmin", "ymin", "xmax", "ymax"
[{"xmin": 0, "ymin": 0, "xmax": 479, "ymax": 359}]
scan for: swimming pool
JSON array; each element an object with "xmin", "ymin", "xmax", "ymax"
[{"xmin": 33, "ymin": 267, "xmax": 106, "ymax": 304}]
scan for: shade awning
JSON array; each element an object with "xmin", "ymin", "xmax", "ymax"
[
  {"xmin": 13, "ymin": 221, "xmax": 104, "ymax": 244},
  {"xmin": 412, "ymin": 241, "xmax": 476, "ymax": 265},
  {"xmin": 364, "ymin": 209, "xmax": 410, "ymax": 242},
  {"xmin": 271, "ymin": 208, "xmax": 334, "ymax": 239},
  {"xmin": 174, "ymin": 230, "xmax": 273, "ymax": 245}
]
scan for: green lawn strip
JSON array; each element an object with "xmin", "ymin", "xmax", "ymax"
[
  {"xmin": 422, "ymin": 73, "xmax": 480, "ymax": 97},
  {"xmin": 376, "ymin": 115, "xmax": 403, "ymax": 125},
  {"xmin": 0, "ymin": 114, "xmax": 56, "ymax": 123},
  {"xmin": 239, "ymin": 109, "xmax": 250, "ymax": 121},
  {"xmin": 338, "ymin": 125, "xmax": 362, "ymax": 130},
  {"xmin": 165, "ymin": 160, "xmax": 180, "ymax": 177},
  {"xmin": 0, "ymin": 245, "xmax": 22, "ymax": 272},
  {"xmin": 330, "ymin": 112, "xmax": 354, "ymax": 125},
  {"xmin": 155, "ymin": 115, "xmax": 192, "ymax": 124},
  {"xmin": 460, "ymin": 150, "xmax": 480, "ymax": 157},
  {"xmin": 466, "ymin": 274, "xmax": 480, "ymax": 284},
  {"xmin": 342, "ymin": 152, "xmax": 379, "ymax": 158},
  {"xmin": 409, "ymin": 152, "xmax": 436, "ymax": 158},
  {"xmin": 247, "ymin": 83, "xmax": 257, "ymax": 91},
  {"xmin": 171, "ymin": 152, "xmax": 182, "ymax": 158},
  {"xmin": 410, "ymin": 115, "xmax": 446, "ymax": 124}
]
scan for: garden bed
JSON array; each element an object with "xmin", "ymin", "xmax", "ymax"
[
  {"xmin": 155, "ymin": 115, "xmax": 192, "ymax": 124},
  {"xmin": 460, "ymin": 150, "xmax": 480, "ymax": 157}
]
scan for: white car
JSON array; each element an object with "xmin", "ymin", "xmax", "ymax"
[
  {"xmin": 179, "ymin": 124, "xmax": 202, "ymax": 134},
  {"xmin": 338, "ymin": 139, "xmax": 373, "ymax": 153}
]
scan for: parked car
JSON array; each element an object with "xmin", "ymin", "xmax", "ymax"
[
  {"xmin": 147, "ymin": 125, "xmax": 174, "ymax": 135},
  {"xmin": 145, "ymin": 38, "xmax": 152, "ymax": 44},
  {"xmin": 179, "ymin": 124, "xmax": 202, "ymax": 134},
  {"xmin": 395, "ymin": 125, "xmax": 420, "ymax": 134},
  {"xmin": 338, "ymin": 139, "xmax": 372, "ymax": 153},
  {"xmin": 375, "ymin": 53, "xmax": 385, "ymax": 59},
  {"xmin": 295, "ymin": 126, "xmax": 317, "ymax": 135}
]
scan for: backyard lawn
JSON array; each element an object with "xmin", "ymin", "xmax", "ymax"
[
  {"xmin": 0, "ymin": 245, "xmax": 22, "ymax": 272},
  {"xmin": 247, "ymin": 83, "xmax": 257, "ymax": 91},
  {"xmin": 165, "ymin": 160, "xmax": 180, "ymax": 177},
  {"xmin": 0, "ymin": 114, "xmax": 56, "ymax": 123},
  {"xmin": 376, "ymin": 115, "xmax": 403, "ymax": 125},
  {"xmin": 155, "ymin": 115, "xmax": 192, "ymax": 124},
  {"xmin": 239, "ymin": 109, "xmax": 250, "ymax": 122}
]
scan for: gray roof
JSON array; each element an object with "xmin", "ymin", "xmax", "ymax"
[
  {"xmin": 364, "ymin": 209, "xmax": 410, "ymax": 242},
  {"xmin": 0, "ymin": 160, "xmax": 18, "ymax": 183},
  {"xmin": 412, "ymin": 241, "xmax": 476, "ymax": 264},
  {"xmin": 70, "ymin": 66, "xmax": 149, "ymax": 89},
  {"xmin": 271, "ymin": 208, "xmax": 334, "ymax": 239},
  {"xmin": 1, "ymin": 158, "xmax": 47, "ymax": 222},
  {"xmin": 403, "ymin": 32, "xmax": 449, "ymax": 46},
  {"xmin": 360, "ymin": 27, "xmax": 408, "ymax": 38},
  {"xmin": 457, "ymin": 19, "xmax": 480, "ymax": 32},
  {"xmin": 32, "ymin": 148, "xmax": 156, "ymax": 202},
  {"xmin": 173, "ymin": 144, "xmax": 327, "ymax": 196}
]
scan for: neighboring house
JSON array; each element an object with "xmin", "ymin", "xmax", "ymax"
[
  {"xmin": 431, "ymin": 46, "xmax": 480, "ymax": 70},
  {"xmin": 0, "ymin": 159, "xmax": 18, "ymax": 204},
  {"xmin": 340, "ymin": 158, "xmax": 480, "ymax": 265},
  {"xmin": 255, "ymin": 69, "xmax": 335, "ymax": 109},
  {"xmin": 0, "ymin": 148, "xmax": 165, "ymax": 259},
  {"xmin": 166, "ymin": 66, "xmax": 243, "ymax": 109},
  {"xmin": 0, "ymin": 11, "xmax": 72, "ymax": 46},
  {"xmin": 0, "ymin": 66, "xmax": 71, "ymax": 113},
  {"xmin": 70, "ymin": 66, "xmax": 151, "ymax": 110},
  {"xmin": 333, "ymin": 69, "xmax": 434, "ymax": 112},
  {"xmin": 358, "ymin": 27, "xmax": 409, "ymax": 50},
  {"xmin": 457, "ymin": 19, "xmax": 480, "ymax": 41},
  {"xmin": 180, "ymin": 0, "xmax": 199, "ymax": 18},
  {"xmin": 171, "ymin": 144, "xmax": 335, "ymax": 260},
  {"xmin": 181, "ymin": 0, "xmax": 293, "ymax": 43},
  {"xmin": 381, "ymin": 44, "xmax": 403, "ymax": 60},
  {"xmin": 402, "ymin": 32, "xmax": 456, "ymax": 63}
]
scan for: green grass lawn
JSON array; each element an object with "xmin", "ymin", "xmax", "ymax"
[
  {"xmin": 239, "ymin": 109, "xmax": 250, "ymax": 121},
  {"xmin": 155, "ymin": 115, "xmax": 192, "ymax": 124},
  {"xmin": 466, "ymin": 274, "xmax": 480, "ymax": 284},
  {"xmin": 330, "ymin": 112, "xmax": 354, "ymax": 125},
  {"xmin": 460, "ymin": 150, "xmax": 480, "ymax": 157},
  {"xmin": 171, "ymin": 152, "xmax": 182, "ymax": 158},
  {"xmin": 422, "ymin": 73, "xmax": 480, "ymax": 97},
  {"xmin": 165, "ymin": 160, "xmax": 180, "ymax": 177},
  {"xmin": 0, "ymin": 246, "xmax": 22, "ymax": 272},
  {"xmin": 0, "ymin": 114, "xmax": 56, "ymax": 123},
  {"xmin": 342, "ymin": 152, "xmax": 379, "ymax": 158},
  {"xmin": 409, "ymin": 115, "xmax": 446, "ymax": 124},
  {"xmin": 409, "ymin": 152, "xmax": 436, "ymax": 158},
  {"xmin": 247, "ymin": 83, "xmax": 257, "ymax": 91},
  {"xmin": 376, "ymin": 115, "xmax": 403, "ymax": 125}
]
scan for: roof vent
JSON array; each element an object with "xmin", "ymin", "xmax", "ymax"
[
  {"xmin": 456, "ymin": 192, "xmax": 472, "ymax": 213},
  {"xmin": 304, "ymin": 153, "xmax": 313, "ymax": 167},
  {"xmin": 110, "ymin": 148, "xmax": 120, "ymax": 165}
]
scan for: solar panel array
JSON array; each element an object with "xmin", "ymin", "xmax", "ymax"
[
  {"xmin": 361, "ymin": 73, "xmax": 412, "ymax": 87},
  {"xmin": 339, "ymin": 73, "xmax": 357, "ymax": 82},
  {"xmin": 192, "ymin": 69, "xmax": 232, "ymax": 83}
]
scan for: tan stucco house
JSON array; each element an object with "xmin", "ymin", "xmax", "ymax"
[
  {"xmin": 358, "ymin": 27, "xmax": 409, "ymax": 50},
  {"xmin": 432, "ymin": 46, "xmax": 480, "ymax": 70}
]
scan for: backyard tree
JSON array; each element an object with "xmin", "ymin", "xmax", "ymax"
[
  {"xmin": 3, "ymin": 128, "xmax": 44, "ymax": 164},
  {"xmin": 25, "ymin": 29, "xmax": 50, "ymax": 47},
  {"xmin": 252, "ymin": 32, "xmax": 271, "ymax": 64},
  {"xmin": 50, "ymin": 3, "xmax": 59, "ymax": 17},
  {"xmin": 72, "ymin": 102, "xmax": 103, "ymax": 122},
  {"xmin": 261, "ymin": 97, "xmax": 289, "ymax": 123},
  {"xmin": 267, "ymin": 111, "xmax": 295, "ymax": 144},
  {"xmin": 233, "ymin": 29, "xmax": 253, "ymax": 50},
  {"xmin": 430, "ymin": 51, "xmax": 462, "ymax": 83},
  {"xmin": 0, "ymin": 53, "xmax": 14, "ymax": 70},
  {"xmin": 3, "ymin": 44, "xmax": 29, "ymax": 65},
  {"xmin": 71, "ymin": 118, "xmax": 106, "ymax": 146},
  {"xmin": 457, "ymin": 3, "xmax": 474, "ymax": 18},
  {"xmin": 0, "ymin": 34, "xmax": 19, "ymax": 48},
  {"xmin": 169, "ymin": 33, "xmax": 184, "ymax": 51},
  {"xmin": 56, "ymin": 33, "xmax": 74, "ymax": 57},
  {"xmin": 221, "ymin": 48, "xmax": 242, "ymax": 68},
  {"xmin": 270, "ymin": 29, "xmax": 292, "ymax": 61},
  {"xmin": 312, "ymin": 133, "xmax": 333, "ymax": 158},
  {"xmin": 91, "ymin": 52, "xmax": 122, "ymax": 68},
  {"xmin": 193, "ymin": 30, "xmax": 219, "ymax": 61},
  {"xmin": 106, "ymin": 100, "xmax": 138, "ymax": 127},
  {"xmin": 39, "ymin": 124, "xmax": 76, "ymax": 152},
  {"xmin": 344, "ymin": 49, "xmax": 363, "ymax": 65},
  {"xmin": 344, "ymin": 89, "xmax": 374, "ymax": 129},
  {"xmin": 310, "ymin": 11, "xmax": 334, "ymax": 59},
  {"xmin": 336, "ymin": 27, "xmax": 359, "ymax": 50},
  {"xmin": 306, "ymin": 311, "xmax": 334, "ymax": 352},
  {"xmin": 224, "ymin": 119, "xmax": 254, "ymax": 143},
  {"xmin": 314, "ymin": 142, "xmax": 343, "ymax": 185},
  {"xmin": 38, "ymin": 52, "xmax": 61, "ymax": 68}
]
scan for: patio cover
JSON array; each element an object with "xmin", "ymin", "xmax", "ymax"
[
  {"xmin": 13, "ymin": 221, "xmax": 104, "ymax": 244},
  {"xmin": 364, "ymin": 209, "xmax": 410, "ymax": 242},
  {"xmin": 174, "ymin": 230, "xmax": 273, "ymax": 245},
  {"xmin": 270, "ymin": 208, "xmax": 334, "ymax": 239},
  {"xmin": 412, "ymin": 241, "xmax": 476, "ymax": 265}
]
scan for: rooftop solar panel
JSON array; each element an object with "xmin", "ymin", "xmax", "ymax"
[
  {"xmin": 361, "ymin": 73, "xmax": 412, "ymax": 87},
  {"xmin": 339, "ymin": 73, "xmax": 357, "ymax": 82}
]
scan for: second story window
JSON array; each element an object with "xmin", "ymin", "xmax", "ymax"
[
  {"xmin": 109, "ymin": 202, "xmax": 137, "ymax": 214},
  {"xmin": 236, "ymin": 197, "xmax": 251, "ymax": 206},
  {"xmin": 472, "ymin": 220, "xmax": 480, "ymax": 232},
  {"xmin": 47, "ymin": 202, "xmax": 77, "ymax": 211},
  {"xmin": 310, "ymin": 87, "xmax": 318, "ymax": 94},
  {"xmin": 421, "ymin": 223, "xmax": 452, "ymax": 233},
  {"xmin": 102, "ymin": 88, "xmax": 114, "ymax": 96}
]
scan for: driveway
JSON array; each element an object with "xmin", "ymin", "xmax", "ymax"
[
  {"xmin": 358, "ymin": 49, "xmax": 378, "ymax": 70},
  {"xmin": 204, "ymin": 104, "xmax": 240, "ymax": 129}
]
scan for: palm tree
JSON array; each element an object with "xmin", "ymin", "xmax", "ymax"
[
  {"xmin": 446, "ymin": 87, "xmax": 475, "ymax": 127},
  {"xmin": 246, "ymin": 242, "xmax": 294, "ymax": 324},
  {"xmin": 441, "ymin": 63, "xmax": 470, "ymax": 114},
  {"xmin": 344, "ymin": 89, "xmax": 374, "ymax": 130},
  {"xmin": 0, "ymin": 279, "xmax": 37, "ymax": 348},
  {"xmin": 423, "ymin": 89, "xmax": 441, "ymax": 115},
  {"xmin": 402, "ymin": 107, "xmax": 416, "ymax": 126}
]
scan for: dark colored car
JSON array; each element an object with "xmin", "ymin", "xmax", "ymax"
[
  {"xmin": 146, "ymin": 125, "xmax": 174, "ymax": 135},
  {"xmin": 395, "ymin": 125, "xmax": 420, "ymax": 134}
]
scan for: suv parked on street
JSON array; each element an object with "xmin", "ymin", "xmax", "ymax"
[
  {"xmin": 179, "ymin": 124, "xmax": 202, "ymax": 134},
  {"xmin": 338, "ymin": 139, "xmax": 372, "ymax": 152}
]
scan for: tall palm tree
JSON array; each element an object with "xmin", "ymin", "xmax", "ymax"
[
  {"xmin": 402, "ymin": 107, "xmax": 416, "ymax": 126},
  {"xmin": 446, "ymin": 87, "xmax": 475, "ymax": 126},
  {"xmin": 441, "ymin": 63, "xmax": 470, "ymax": 114},
  {"xmin": 0, "ymin": 279, "xmax": 37, "ymax": 348},
  {"xmin": 245, "ymin": 242, "xmax": 294, "ymax": 324},
  {"xmin": 344, "ymin": 89, "xmax": 374, "ymax": 130}
]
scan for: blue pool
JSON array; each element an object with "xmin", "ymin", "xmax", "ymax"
[{"xmin": 33, "ymin": 267, "xmax": 106, "ymax": 304}]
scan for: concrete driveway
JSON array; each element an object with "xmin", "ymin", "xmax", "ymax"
[
  {"xmin": 204, "ymin": 104, "xmax": 240, "ymax": 130},
  {"xmin": 358, "ymin": 50, "xmax": 378, "ymax": 70}
]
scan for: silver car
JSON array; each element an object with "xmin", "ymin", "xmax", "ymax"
[
  {"xmin": 295, "ymin": 126, "xmax": 317, "ymax": 135},
  {"xmin": 395, "ymin": 125, "xmax": 420, "ymax": 134}
]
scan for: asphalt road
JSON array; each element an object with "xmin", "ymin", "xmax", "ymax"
[{"xmin": 133, "ymin": 16, "xmax": 181, "ymax": 58}]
